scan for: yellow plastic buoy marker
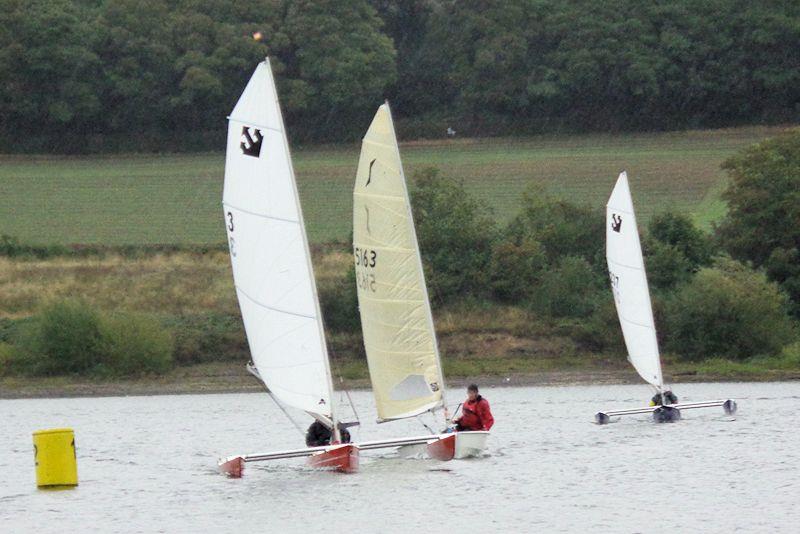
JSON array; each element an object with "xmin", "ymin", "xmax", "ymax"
[{"xmin": 33, "ymin": 428, "xmax": 78, "ymax": 487}]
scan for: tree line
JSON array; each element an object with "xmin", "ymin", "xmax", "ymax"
[{"xmin": 1, "ymin": 0, "xmax": 799, "ymax": 152}]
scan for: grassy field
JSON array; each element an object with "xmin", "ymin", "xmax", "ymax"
[{"xmin": 1, "ymin": 125, "xmax": 792, "ymax": 245}]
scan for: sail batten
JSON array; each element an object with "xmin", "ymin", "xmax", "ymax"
[
  {"xmin": 606, "ymin": 172, "xmax": 664, "ymax": 389},
  {"xmin": 353, "ymin": 104, "xmax": 446, "ymax": 421},
  {"xmin": 223, "ymin": 59, "xmax": 333, "ymax": 418}
]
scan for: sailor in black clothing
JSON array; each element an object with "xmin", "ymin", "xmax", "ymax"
[
  {"xmin": 305, "ymin": 421, "xmax": 351, "ymax": 447},
  {"xmin": 650, "ymin": 390, "xmax": 678, "ymax": 406}
]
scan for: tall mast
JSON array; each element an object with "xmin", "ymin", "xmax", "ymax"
[{"xmin": 267, "ymin": 58, "xmax": 339, "ymax": 441}]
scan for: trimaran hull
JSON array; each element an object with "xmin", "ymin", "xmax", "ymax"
[
  {"xmin": 218, "ymin": 431, "xmax": 489, "ymax": 476},
  {"xmin": 595, "ymin": 399, "xmax": 738, "ymax": 425}
]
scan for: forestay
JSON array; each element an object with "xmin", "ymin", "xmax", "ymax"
[
  {"xmin": 223, "ymin": 59, "xmax": 333, "ymax": 418},
  {"xmin": 353, "ymin": 104, "xmax": 445, "ymax": 421},
  {"xmin": 606, "ymin": 172, "xmax": 664, "ymax": 389}
]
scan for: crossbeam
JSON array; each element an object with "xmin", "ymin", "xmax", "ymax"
[{"xmin": 595, "ymin": 399, "xmax": 737, "ymax": 424}]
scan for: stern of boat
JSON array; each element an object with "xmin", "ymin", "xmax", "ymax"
[{"xmin": 307, "ymin": 443, "xmax": 359, "ymax": 473}]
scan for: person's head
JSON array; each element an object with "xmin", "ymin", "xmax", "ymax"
[{"xmin": 467, "ymin": 384, "xmax": 479, "ymax": 401}]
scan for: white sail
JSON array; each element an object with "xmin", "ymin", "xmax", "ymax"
[
  {"xmin": 353, "ymin": 104, "xmax": 445, "ymax": 421},
  {"xmin": 606, "ymin": 172, "xmax": 664, "ymax": 389},
  {"xmin": 223, "ymin": 60, "xmax": 334, "ymax": 418}
]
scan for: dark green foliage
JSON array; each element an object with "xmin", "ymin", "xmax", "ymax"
[
  {"xmin": 3, "ymin": 1, "xmax": 800, "ymax": 151},
  {"xmin": 489, "ymin": 237, "xmax": 547, "ymax": 302},
  {"xmin": 166, "ymin": 313, "xmax": 246, "ymax": 365},
  {"xmin": 648, "ymin": 212, "xmax": 713, "ymax": 269},
  {"xmin": 16, "ymin": 299, "xmax": 106, "ymax": 375},
  {"xmin": 532, "ymin": 256, "xmax": 602, "ymax": 318},
  {"xmin": 718, "ymin": 129, "xmax": 800, "ymax": 314},
  {"xmin": 98, "ymin": 312, "xmax": 173, "ymax": 375},
  {"xmin": 9, "ymin": 299, "xmax": 173, "ymax": 376},
  {"xmin": 411, "ymin": 167, "xmax": 496, "ymax": 302},
  {"xmin": 511, "ymin": 187, "xmax": 604, "ymax": 266},
  {"xmin": 0, "ymin": 237, "xmax": 227, "ymax": 259},
  {"xmin": 570, "ymin": 297, "xmax": 624, "ymax": 353},
  {"xmin": 643, "ymin": 239, "xmax": 694, "ymax": 291},
  {"xmin": 664, "ymin": 260, "xmax": 795, "ymax": 361},
  {"xmin": 319, "ymin": 266, "xmax": 361, "ymax": 333},
  {"xmin": 765, "ymin": 247, "xmax": 800, "ymax": 317}
]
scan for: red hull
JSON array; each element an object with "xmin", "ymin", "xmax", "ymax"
[
  {"xmin": 307, "ymin": 444, "xmax": 359, "ymax": 473},
  {"xmin": 219, "ymin": 456, "xmax": 245, "ymax": 478},
  {"xmin": 426, "ymin": 433, "xmax": 456, "ymax": 461}
]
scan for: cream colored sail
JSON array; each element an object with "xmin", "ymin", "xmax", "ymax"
[
  {"xmin": 223, "ymin": 59, "xmax": 335, "ymax": 419},
  {"xmin": 353, "ymin": 104, "xmax": 445, "ymax": 421}
]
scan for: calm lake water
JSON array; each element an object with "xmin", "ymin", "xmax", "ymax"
[{"xmin": 1, "ymin": 382, "xmax": 798, "ymax": 533}]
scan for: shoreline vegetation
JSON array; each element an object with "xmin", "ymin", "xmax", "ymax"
[
  {"xmin": 2, "ymin": 128, "xmax": 800, "ymax": 398},
  {"xmin": 2, "ymin": 360, "xmax": 798, "ymax": 400}
]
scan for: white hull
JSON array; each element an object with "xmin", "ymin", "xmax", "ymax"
[{"xmin": 454, "ymin": 431, "xmax": 490, "ymax": 458}]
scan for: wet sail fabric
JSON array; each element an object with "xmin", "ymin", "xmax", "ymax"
[
  {"xmin": 606, "ymin": 172, "xmax": 664, "ymax": 388},
  {"xmin": 353, "ymin": 104, "xmax": 444, "ymax": 421},
  {"xmin": 223, "ymin": 60, "xmax": 332, "ymax": 417}
]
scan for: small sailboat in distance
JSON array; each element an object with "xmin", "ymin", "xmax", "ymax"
[
  {"xmin": 352, "ymin": 103, "xmax": 489, "ymax": 459},
  {"xmin": 595, "ymin": 172, "xmax": 737, "ymax": 424}
]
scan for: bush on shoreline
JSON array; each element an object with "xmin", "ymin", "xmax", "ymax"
[{"xmin": 6, "ymin": 299, "xmax": 173, "ymax": 377}]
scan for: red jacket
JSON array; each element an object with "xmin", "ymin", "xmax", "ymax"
[{"xmin": 458, "ymin": 396, "xmax": 494, "ymax": 431}]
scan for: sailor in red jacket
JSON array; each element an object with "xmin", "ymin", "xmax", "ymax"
[{"xmin": 453, "ymin": 384, "xmax": 494, "ymax": 431}]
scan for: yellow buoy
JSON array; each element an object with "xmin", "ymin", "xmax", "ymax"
[{"xmin": 33, "ymin": 428, "xmax": 78, "ymax": 488}]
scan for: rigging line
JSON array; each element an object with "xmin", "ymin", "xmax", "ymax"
[
  {"xmin": 265, "ymin": 389, "xmax": 306, "ymax": 439},
  {"xmin": 339, "ymin": 376, "xmax": 361, "ymax": 424},
  {"xmin": 326, "ymin": 339, "xmax": 359, "ymax": 424},
  {"xmin": 416, "ymin": 412, "xmax": 437, "ymax": 435}
]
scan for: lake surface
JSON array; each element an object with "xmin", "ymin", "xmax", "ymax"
[{"xmin": 1, "ymin": 382, "xmax": 798, "ymax": 532}]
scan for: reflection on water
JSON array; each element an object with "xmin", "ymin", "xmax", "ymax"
[{"xmin": 1, "ymin": 382, "xmax": 798, "ymax": 532}]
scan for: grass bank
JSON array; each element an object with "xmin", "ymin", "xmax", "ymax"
[{"xmin": 1, "ymin": 249, "xmax": 798, "ymax": 399}]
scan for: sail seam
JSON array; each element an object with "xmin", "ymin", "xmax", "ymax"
[
  {"xmin": 608, "ymin": 257, "xmax": 644, "ymax": 271},
  {"xmin": 236, "ymin": 285, "xmax": 316, "ymax": 319},
  {"xmin": 620, "ymin": 316, "xmax": 655, "ymax": 329},
  {"xmin": 223, "ymin": 202, "xmax": 300, "ymax": 225},
  {"xmin": 607, "ymin": 206, "xmax": 634, "ymax": 216},
  {"xmin": 227, "ymin": 116, "xmax": 283, "ymax": 134}
]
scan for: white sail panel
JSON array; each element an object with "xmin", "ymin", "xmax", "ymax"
[
  {"xmin": 223, "ymin": 60, "xmax": 332, "ymax": 417},
  {"xmin": 606, "ymin": 172, "xmax": 664, "ymax": 388},
  {"xmin": 353, "ymin": 104, "xmax": 444, "ymax": 421}
]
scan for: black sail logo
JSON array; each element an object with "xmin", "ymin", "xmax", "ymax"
[
  {"xmin": 611, "ymin": 214, "xmax": 622, "ymax": 232},
  {"xmin": 366, "ymin": 158, "xmax": 376, "ymax": 186},
  {"xmin": 240, "ymin": 126, "xmax": 263, "ymax": 157}
]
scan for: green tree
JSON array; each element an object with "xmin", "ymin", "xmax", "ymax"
[
  {"xmin": 489, "ymin": 236, "xmax": 547, "ymax": 302},
  {"xmin": 664, "ymin": 260, "xmax": 795, "ymax": 361},
  {"xmin": 648, "ymin": 211, "xmax": 713, "ymax": 268},
  {"xmin": 510, "ymin": 186, "xmax": 604, "ymax": 267},
  {"xmin": 532, "ymin": 255, "xmax": 602, "ymax": 318},
  {"xmin": 643, "ymin": 239, "xmax": 694, "ymax": 291},
  {"xmin": 281, "ymin": 0, "xmax": 396, "ymax": 140},
  {"xmin": 411, "ymin": 167, "xmax": 496, "ymax": 302},
  {"xmin": 718, "ymin": 130, "xmax": 800, "ymax": 312},
  {"xmin": 0, "ymin": 0, "xmax": 101, "ymax": 146}
]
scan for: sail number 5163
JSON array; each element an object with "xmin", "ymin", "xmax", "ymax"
[{"xmin": 354, "ymin": 247, "xmax": 377, "ymax": 268}]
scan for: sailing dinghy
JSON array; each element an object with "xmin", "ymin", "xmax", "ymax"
[
  {"xmin": 352, "ymin": 103, "xmax": 489, "ymax": 459},
  {"xmin": 217, "ymin": 60, "xmax": 458, "ymax": 477},
  {"xmin": 595, "ymin": 172, "xmax": 737, "ymax": 424}
]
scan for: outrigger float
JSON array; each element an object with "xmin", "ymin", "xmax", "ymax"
[
  {"xmin": 218, "ymin": 60, "xmax": 488, "ymax": 476},
  {"xmin": 596, "ymin": 173, "xmax": 739, "ymax": 425}
]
